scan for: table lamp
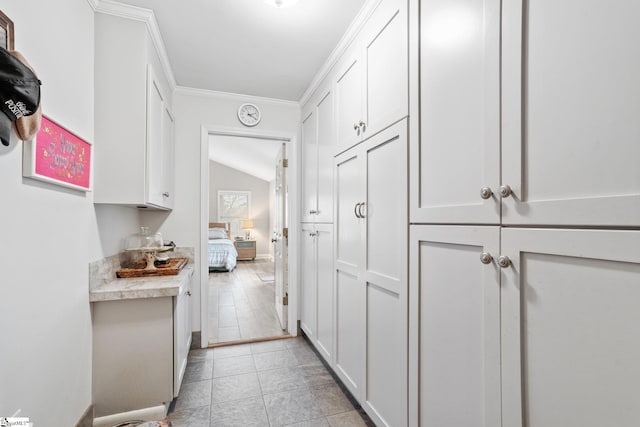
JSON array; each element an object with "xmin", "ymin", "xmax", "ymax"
[{"xmin": 241, "ymin": 219, "xmax": 254, "ymax": 240}]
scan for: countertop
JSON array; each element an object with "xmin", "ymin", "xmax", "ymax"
[{"xmin": 89, "ymin": 264, "xmax": 193, "ymax": 302}]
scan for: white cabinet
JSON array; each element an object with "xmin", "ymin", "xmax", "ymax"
[
  {"xmin": 335, "ymin": 120, "xmax": 408, "ymax": 426},
  {"xmin": 300, "ymin": 223, "xmax": 334, "ymax": 364},
  {"xmin": 500, "ymin": 228, "xmax": 640, "ymax": 427},
  {"xmin": 413, "ymin": 0, "xmax": 640, "ymax": 227},
  {"xmin": 301, "ymin": 82, "xmax": 334, "ymax": 223},
  {"xmin": 335, "ymin": 0, "xmax": 408, "ymax": 153},
  {"xmin": 173, "ymin": 276, "xmax": 191, "ymax": 397},
  {"xmin": 94, "ymin": 14, "xmax": 174, "ymax": 210},
  {"xmin": 409, "ymin": 225, "xmax": 501, "ymax": 427}
]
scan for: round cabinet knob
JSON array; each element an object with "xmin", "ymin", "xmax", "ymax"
[
  {"xmin": 499, "ymin": 185, "xmax": 512, "ymax": 198},
  {"xmin": 186, "ymin": 291, "xmax": 191, "ymax": 296},
  {"xmin": 480, "ymin": 187, "xmax": 493, "ymax": 200},
  {"xmin": 497, "ymin": 255, "xmax": 511, "ymax": 268},
  {"xmin": 480, "ymin": 252, "xmax": 493, "ymax": 264}
]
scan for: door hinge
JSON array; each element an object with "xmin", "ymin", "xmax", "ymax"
[
  {"xmin": 282, "ymin": 158, "xmax": 289, "ymax": 168},
  {"xmin": 283, "ymin": 293, "xmax": 288, "ymax": 306},
  {"xmin": 283, "ymin": 227, "xmax": 288, "ymax": 238}
]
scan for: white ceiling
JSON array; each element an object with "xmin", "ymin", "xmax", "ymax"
[
  {"xmin": 209, "ymin": 135, "xmax": 283, "ymax": 182},
  {"xmin": 108, "ymin": 0, "xmax": 367, "ymax": 179},
  {"xmin": 108, "ymin": 0, "xmax": 368, "ymax": 101}
]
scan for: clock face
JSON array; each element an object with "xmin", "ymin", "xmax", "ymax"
[{"xmin": 238, "ymin": 103, "xmax": 261, "ymax": 127}]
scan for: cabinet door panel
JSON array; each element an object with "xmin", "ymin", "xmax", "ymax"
[
  {"xmin": 410, "ymin": 225, "xmax": 501, "ymax": 427},
  {"xmin": 335, "ymin": 47, "xmax": 363, "ymax": 153},
  {"xmin": 335, "ymin": 152, "xmax": 363, "ymax": 273},
  {"xmin": 162, "ymin": 106, "xmax": 175, "ymax": 210},
  {"xmin": 413, "ymin": 0, "xmax": 501, "ymax": 224},
  {"xmin": 335, "ymin": 269, "xmax": 365, "ymax": 398},
  {"xmin": 502, "ymin": 0, "xmax": 640, "ymax": 226},
  {"xmin": 301, "ymin": 109, "xmax": 318, "ymax": 223},
  {"xmin": 364, "ymin": 0, "xmax": 408, "ymax": 138},
  {"xmin": 146, "ymin": 68, "xmax": 164, "ymax": 207},
  {"xmin": 300, "ymin": 224, "xmax": 316, "ymax": 338},
  {"xmin": 316, "ymin": 88, "xmax": 335, "ymax": 223},
  {"xmin": 501, "ymin": 228, "xmax": 640, "ymax": 427},
  {"xmin": 315, "ymin": 224, "xmax": 334, "ymax": 363}
]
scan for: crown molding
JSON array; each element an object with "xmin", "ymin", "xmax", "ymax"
[
  {"xmin": 94, "ymin": 0, "xmax": 177, "ymax": 91},
  {"xmin": 298, "ymin": 0, "xmax": 383, "ymax": 105},
  {"xmin": 175, "ymin": 86, "xmax": 300, "ymax": 108},
  {"xmin": 86, "ymin": 0, "xmax": 99, "ymax": 11}
]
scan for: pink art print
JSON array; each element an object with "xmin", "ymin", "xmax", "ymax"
[{"xmin": 33, "ymin": 116, "xmax": 91, "ymax": 190}]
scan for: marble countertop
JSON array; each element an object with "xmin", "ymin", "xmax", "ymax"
[{"xmin": 89, "ymin": 264, "xmax": 194, "ymax": 302}]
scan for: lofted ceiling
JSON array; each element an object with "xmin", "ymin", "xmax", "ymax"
[{"xmin": 106, "ymin": 0, "xmax": 368, "ymax": 180}]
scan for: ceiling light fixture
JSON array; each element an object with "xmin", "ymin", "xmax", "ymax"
[{"xmin": 264, "ymin": 0, "xmax": 299, "ymax": 8}]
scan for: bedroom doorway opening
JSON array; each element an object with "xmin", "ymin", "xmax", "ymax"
[{"xmin": 205, "ymin": 133, "xmax": 292, "ymax": 346}]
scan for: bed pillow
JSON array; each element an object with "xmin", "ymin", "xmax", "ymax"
[{"xmin": 208, "ymin": 227, "xmax": 228, "ymax": 239}]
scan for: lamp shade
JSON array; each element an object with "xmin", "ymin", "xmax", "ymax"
[{"xmin": 241, "ymin": 220, "xmax": 254, "ymax": 229}]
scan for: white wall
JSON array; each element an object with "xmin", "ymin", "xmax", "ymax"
[
  {"xmin": 159, "ymin": 89, "xmax": 299, "ymax": 332},
  {"xmin": 209, "ymin": 161, "xmax": 272, "ymax": 256},
  {"xmin": 0, "ymin": 1, "xmax": 90, "ymax": 425}
]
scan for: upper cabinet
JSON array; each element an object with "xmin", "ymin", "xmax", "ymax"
[
  {"xmin": 413, "ymin": 0, "xmax": 640, "ymax": 227},
  {"xmin": 94, "ymin": 14, "xmax": 175, "ymax": 210},
  {"xmin": 335, "ymin": 0, "xmax": 408, "ymax": 153},
  {"xmin": 301, "ymin": 81, "xmax": 335, "ymax": 223}
]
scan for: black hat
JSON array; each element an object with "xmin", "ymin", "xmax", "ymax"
[{"xmin": 0, "ymin": 46, "xmax": 41, "ymax": 146}]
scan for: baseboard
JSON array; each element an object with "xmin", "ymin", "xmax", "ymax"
[
  {"xmin": 92, "ymin": 405, "xmax": 167, "ymax": 427},
  {"xmin": 76, "ymin": 404, "xmax": 93, "ymax": 427}
]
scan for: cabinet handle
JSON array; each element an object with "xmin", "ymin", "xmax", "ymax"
[
  {"xmin": 358, "ymin": 202, "xmax": 366, "ymax": 218},
  {"xmin": 499, "ymin": 185, "xmax": 512, "ymax": 198},
  {"xmin": 163, "ymin": 192, "xmax": 170, "ymax": 198},
  {"xmin": 186, "ymin": 291, "xmax": 191, "ymax": 296},
  {"xmin": 480, "ymin": 187, "xmax": 493, "ymax": 200},
  {"xmin": 497, "ymin": 256, "xmax": 511, "ymax": 268},
  {"xmin": 309, "ymin": 210, "xmax": 318, "ymax": 214},
  {"xmin": 354, "ymin": 203, "xmax": 362, "ymax": 218},
  {"xmin": 353, "ymin": 123, "xmax": 359, "ymax": 131},
  {"xmin": 480, "ymin": 252, "xmax": 493, "ymax": 264},
  {"xmin": 359, "ymin": 120, "xmax": 366, "ymax": 132},
  {"xmin": 309, "ymin": 232, "xmax": 317, "ymax": 237}
]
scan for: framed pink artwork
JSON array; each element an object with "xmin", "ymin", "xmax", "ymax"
[{"xmin": 23, "ymin": 115, "xmax": 92, "ymax": 191}]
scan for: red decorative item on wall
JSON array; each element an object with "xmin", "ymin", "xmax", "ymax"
[{"xmin": 23, "ymin": 115, "xmax": 92, "ymax": 191}]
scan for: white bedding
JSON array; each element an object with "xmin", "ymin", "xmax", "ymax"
[{"xmin": 208, "ymin": 238, "xmax": 238, "ymax": 271}]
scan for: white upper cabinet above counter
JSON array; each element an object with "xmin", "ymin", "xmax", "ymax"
[
  {"xmin": 335, "ymin": 0, "xmax": 408, "ymax": 154},
  {"xmin": 93, "ymin": 14, "xmax": 175, "ymax": 210}
]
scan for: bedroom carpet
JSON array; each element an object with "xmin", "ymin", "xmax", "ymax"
[{"xmin": 208, "ymin": 259, "xmax": 286, "ymax": 345}]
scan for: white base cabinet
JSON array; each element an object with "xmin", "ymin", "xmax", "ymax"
[{"xmin": 335, "ymin": 120, "xmax": 408, "ymax": 426}]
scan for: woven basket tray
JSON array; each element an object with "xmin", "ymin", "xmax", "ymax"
[{"xmin": 116, "ymin": 257, "xmax": 188, "ymax": 278}]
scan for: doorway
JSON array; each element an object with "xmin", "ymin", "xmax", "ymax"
[{"xmin": 201, "ymin": 129, "xmax": 297, "ymax": 348}]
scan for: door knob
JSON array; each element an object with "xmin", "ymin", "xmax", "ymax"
[
  {"xmin": 499, "ymin": 185, "xmax": 512, "ymax": 198},
  {"xmin": 480, "ymin": 252, "xmax": 493, "ymax": 264},
  {"xmin": 480, "ymin": 187, "xmax": 493, "ymax": 199},
  {"xmin": 271, "ymin": 238, "xmax": 277, "ymax": 243},
  {"xmin": 497, "ymin": 256, "xmax": 511, "ymax": 268}
]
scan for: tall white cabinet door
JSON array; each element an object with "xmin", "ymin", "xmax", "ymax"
[
  {"xmin": 410, "ymin": 225, "xmax": 501, "ymax": 427},
  {"xmin": 301, "ymin": 109, "xmax": 318, "ymax": 223},
  {"xmin": 162, "ymin": 106, "xmax": 175, "ymax": 210},
  {"xmin": 362, "ymin": 121, "xmax": 408, "ymax": 427},
  {"xmin": 316, "ymin": 86, "xmax": 335, "ymax": 223},
  {"xmin": 146, "ymin": 67, "xmax": 165, "ymax": 208},
  {"xmin": 335, "ymin": 45, "xmax": 364, "ymax": 153},
  {"xmin": 300, "ymin": 223, "xmax": 317, "ymax": 339},
  {"xmin": 334, "ymin": 146, "xmax": 366, "ymax": 399},
  {"xmin": 412, "ymin": 0, "xmax": 501, "ymax": 224},
  {"xmin": 502, "ymin": 0, "xmax": 640, "ymax": 227},
  {"xmin": 501, "ymin": 228, "xmax": 640, "ymax": 427},
  {"xmin": 315, "ymin": 223, "xmax": 334, "ymax": 363},
  {"xmin": 362, "ymin": 0, "xmax": 408, "ymax": 138}
]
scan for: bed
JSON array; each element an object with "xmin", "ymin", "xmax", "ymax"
[{"xmin": 207, "ymin": 222, "xmax": 238, "ymax": 271}]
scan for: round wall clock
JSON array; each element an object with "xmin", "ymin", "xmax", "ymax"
[{"xmin": 237, "ymin": 103, "xmax": 261, "ymax": 127}]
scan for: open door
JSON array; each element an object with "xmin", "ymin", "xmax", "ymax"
[{"xmin": 273, "ymin": 143, "xmax": 288, "ymax": 330}]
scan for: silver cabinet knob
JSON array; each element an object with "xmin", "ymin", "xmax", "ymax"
[
  {"xmin": 480, "ymin": 187, "xmax": 493, "ymax": 199},
  {"xmin": 162, "ymin": 192, "xmax": 170, "ymax": 198},
  {"xmin": 497, "ymin": 256, "xmax": 511, "ymax": 268},
  {"xmin": 309, "ymin": 232, "xmax": 317, "ymax": 237},
  {"xmin": 353, "ymin": 123, "xmax": 359, "ymax": 131},
  {"xmin": 499, "ymin": 185, "xmax": 512, "ymax": 198},
  {"xmin": 480, "ymin": 252, "xmax": 493, "ymax": 264},
  {"xmin": 359, "ymin": 120, "xmax": 366, "ymax": 132},
  {"xmin": 186, "ymin": 291, "xmax": 191, "ymax": 296}
]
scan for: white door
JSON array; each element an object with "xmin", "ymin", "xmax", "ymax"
[
  {"xmin": 315, "ymin": 84, "xmax": 335, "ymax": 223},
  {"xmin": 413, "ymin": 0, "xmax": 501, "ymax": 224},
  {"xmin": 299, "ymin": 223, "xmax": 316, "ymax": 339},
  {"xmin": 273, "ymin": 143, "xmax": 288, "ymax": 330},
  {"xmin": 501, "ymin": 228, "xmax": 640, "ymax": 427},
  {"xmin": 410, "ymin": 225, "xmax": 501, "ymax": 427},
  {"xmin": 501, "ymin": 0, "xmax": 640, "ymax": 226},
  {"xmin": 314, "ymin": 223, "xmax": 333, "ymax": 364}
]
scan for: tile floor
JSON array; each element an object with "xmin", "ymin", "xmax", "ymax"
[
  {"xmin": 209, "ymin": 259, "xmax": 288, "ymax": 345},
  {"xmin": 168, "ymin": 337, "xmax": 375, "ymax": 427}
]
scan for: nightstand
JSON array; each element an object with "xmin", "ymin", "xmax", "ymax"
[{"xmin": 234, "ymin": 239, "xmax": 256, "ymax": 261}]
